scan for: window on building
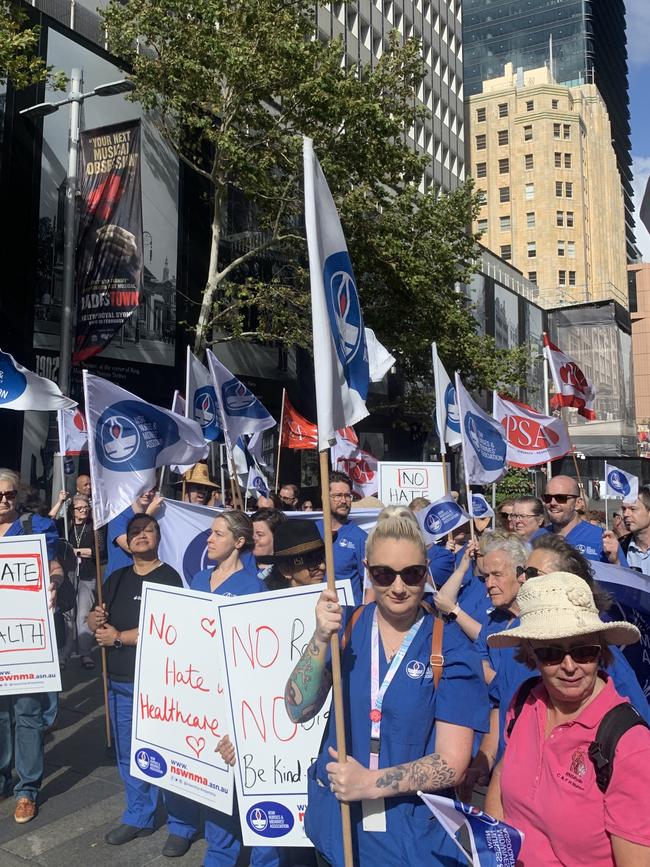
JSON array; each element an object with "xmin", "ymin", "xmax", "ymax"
[
  {"xmin": 525, "ymin": 182, "xmax": 534, "ymax": 200},
  {"xmin": 476, "ymin": 162, "xmax": 487, "ymax": 178},
  {"xmin": 476, "ymin": 106, "xmax": 486, "ymax": 122},
  {"xmin": 499, "ymin": 186, "xmax": 510, "ymax": 203},
  {"xmin": 526, "ymin": 211, "xmax": 536, "ymax": 228},
  {"xmin": 558, "ymin": 270, "xmax": 566, "ymax": 285},
  {"xmin": 554, "ymin": 152, "xmax": 562, "ymax": 168},
  {"xmin": 566, "ymin": 211, "xmax": 574, "ymax": 227},
  {"xmin": 552, "ymin": 99, "xmax": 559, "ymax": 109},
  {"xmin": 554, "ymin": 123, "xmax": 561, "ymax": 139},
  {"xmin": 556, "ymin": 181, "xmax": 563, "ymax": 197},
  {"xmin": 526, "ymin": 100, "xmax": 534, "ymax": 111},
  {"xmin": 567, "ymin": 240, "xmax": 576, "ymax": 258},
  {"xmin": 497, "ymin": 129, "xmax": 509, "ymax": 145},
  {"xmin": 525, "ymin": 153, "xmax": 534, "ymax": 170},
  {"xmin": 498, "ymin": 102, "xmax": 508, "ymax": 117},
  {"xmin": 477, "ymin": 189, "xmax": 487, "ymax": 205},
  {"xmin": 556, "ymin": 210, "xmax": 564, "ymax": 226},
  {"xmin": 528, "ymin": 271, "xmax": 537, "ymax": 284},
  {"xmin": 477, "ymin": 218, "xmax": 488, "ymax": 234},
  {"xmin": 565, "ymin": 181, "xmax": 573, "ymax": 198},
  {"xmin": 500, "ymin": 244, "xmax": 512, "ymax": 260},
  {"xmin": 564, "ymin": 153, "xmax": 572, "ymax": 169},
  {"xmin": 527, "ymin": 241, "xmax": 537, "ymax": 258},
  {"xmin": 476, "ymin": 134, "xmax": 486, "ymax": 150},
  {"xmin": 563, "ymin": 124, "xmax": 571, "ymax": 139},
  {"xmin": 524, "ymin": 124, "xmax": 533, "ymax": 141},
  {"xmin": 499, "ymin": 158, "xmax": 510, "ymax": 174},
  {"xmin": 558, "ymin": 240, "xmax": 565, "ymax": 257},
  {"xmin": 569, "ymin": 270, "xmax": 576, "ymax": 286},
  {"xmin": 500, "ymin": 215, "xmax": 511, "ymax": 231}
]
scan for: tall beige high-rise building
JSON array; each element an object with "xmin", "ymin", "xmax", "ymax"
[{"xmin": 466, "ymin": 63, "xmax": 628, "ymax": 309}]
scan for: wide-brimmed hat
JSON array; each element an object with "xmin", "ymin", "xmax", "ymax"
[
  {"xmin": 174, "ymin": 462, "xmax": 220, "ymax": 490},
  {"xmin": 487, "ymin": 571, "xmax": 640, "ymax": 649},
  {"xmin": 267, "ymin": 520, "xmax": 328, "ymax": 567}
]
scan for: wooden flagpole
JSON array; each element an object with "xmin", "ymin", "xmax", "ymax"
[
  {"xmin": 93, "ymin": 529, "xmax": 112, "ymax": 749},
  {"xmin": 318, "ymin": 449, "xmax": 354, "ymax": 867},
  {"xmin": 275, "ymin": 388, "xmax": 286, "ymax": 493}
]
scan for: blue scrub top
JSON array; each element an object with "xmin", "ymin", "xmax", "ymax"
[
  {"xmin": 105, "ymin": 505, "xmax": 135, "ymax": 579},
  {"xmin": 427, "ymin": 544, "xmax": 454, "ymax": 585},
  {"xmin": 316, "ymin": 519, "xmax": 367, "ymax": 604},
  {"xmin": 533, "ymin": 521, "xmax": 627, "ymax": 565},
  {"xmin": 305, "ymin": 604, "xmax": 489, "ymax": 866},
  {"xmin": 5, "ymin": 513, "xmax": 58, "ymax": 561},
  {"xmin": 190, "ymin": 564, "xmax": 265, "ymax": 596}
]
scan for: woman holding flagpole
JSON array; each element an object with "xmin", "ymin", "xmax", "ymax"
[{"xmin": 284, "ymin": 514, "xmax": 489, "ymax": 866}]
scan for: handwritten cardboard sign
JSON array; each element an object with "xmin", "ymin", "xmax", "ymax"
[
  {"xmin": 130, "ymin": 583, "xmax": 233, "ymax": 813},
  {"xmin": 0, "ymin": 534, "xmax": 61, "ymax": 695},
  {"xmin": 215, "ymin": 580, "xmax": 354, "ymax": 847},
  {"xmin": 377, "ymin": 461, "xmax": 446, "ymax": 506}
]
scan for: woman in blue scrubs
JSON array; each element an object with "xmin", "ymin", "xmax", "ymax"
[{"xmin": 285, "ymin": 514, "xmax": 489, "ymax": 866}]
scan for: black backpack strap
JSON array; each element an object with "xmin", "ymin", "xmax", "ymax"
[
  {"xmin": 588, "ymin": 702, "xmax": 650, "ymax": 793},
  {"xmin": 506, "ymin": 676, "xmax": 541, "ymax": 738},
  {"xmin": 19, "ymin": 512, "xmax": 33, "ymax": 535}
]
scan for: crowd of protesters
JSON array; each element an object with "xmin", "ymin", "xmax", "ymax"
[{"xmin": 2, "ymin": 463, "xmax": 650, "ymax": 866}]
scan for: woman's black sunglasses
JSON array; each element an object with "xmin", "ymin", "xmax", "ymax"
[
  {"xmin": 531, "ymin": 644, "xmax": 601, "ymax": 666},
  {"xmin": 367, "ymin": 564, "xmax": 428, "ymax": 587}
]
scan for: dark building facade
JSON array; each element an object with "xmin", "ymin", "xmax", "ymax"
[{"xmin": 463, "ymin": 0, "xmax": 637, "ymax": 262}]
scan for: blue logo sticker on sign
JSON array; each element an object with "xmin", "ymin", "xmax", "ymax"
[
  {"xmin": 246, "ymin": 802, "xmax": 295, "ymax": 838},
  {"xmin": 0, "ymin": 351, "xmax": 27, "ymax": 405},
  {"xmin": 134, "ymin": 748, "xmax": 167, "ymax": 778},
  {"xmin": 95, "ymin": 400, "xmax": 180, "ymax": 471},
  {"xmin": 608, "ymin": 470, "xmax": 630, "ymax": 497},
  {"xmin": 465, "ymin": 412, "xmax": 507, "ymax": 471},
  {"xmin": 444, "ymin": 383, "xmax": 460, "ymax": 433},
  {"xmin": 193, "ymin": 386, "xmax": 222, "ymax": 441},
  {"xmin": 222, "ymin": 379, "xmax": 267, "ymax": 419},
  {"xmin": 323, "ymin": 250, "xmax": 368, "ymax": 397}
]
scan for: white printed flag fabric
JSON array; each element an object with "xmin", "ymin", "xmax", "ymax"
[
  {"xmin": 415, "ymin": 495, "xmax": 470, "ymax": 544},
  {"xmin": 605, "ymin": 463, "xmax": 639, "ymax": 504},
  {"xmin": 0, "ymin": 349, "xmax": 76, "ymax": 411},
  {"xmin": 493, "ymin": 392, "xmax": 570, "ymax": 468},
  {"xmin": 330, "ymin": 430, "xmax": 378, "ymax": 498},
  {"xmin": 455, "ymin": 374, "xmax": 507, "ymax": 485},
  {"xmin": 470, "ymin": 493, "xmax": 494, "ymax": 520},
  {"xmin": 57, "ymin": 408, "xmax": 88, "ymax": 456},
  {"xmin": 431, "ymin": 342, "xmax": 462, "ymax": 449},
  {"xmin": 543, "ymin": 334, "xmax": 596, "ymax": 420}
]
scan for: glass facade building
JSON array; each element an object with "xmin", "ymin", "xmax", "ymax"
[{"xmin": 463, "ymin": 0, "xmax": 637, "ymax": 261}]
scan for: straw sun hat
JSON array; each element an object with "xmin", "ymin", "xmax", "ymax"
[{"xmin": 487, "ymin": 571, "xmax": 640, "ymax": 649}]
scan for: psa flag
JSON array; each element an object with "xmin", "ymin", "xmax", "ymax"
[
  {"xmin": 456, "ymin": 374, "xmax": 507, "ymax": 485},
  {"xmin": 431, "ymin": 342, "xmax": 461, "ymax": 450},
  {"xmin": 420, "ymin": 793, "xmax": 524, "ymax": 867},
  {"xmin": 605, "ymin": 463, "xmax": 639, "ymax": 503},
  {"xmin": 470, "ymin": 493, "xmax": 494, "ymax": 520},
  {"xmin": 57, "ymin": 408, "xmax": 88, "ymax": 456},
  {"xmin": 493, "ymin": 392, "xmax": 570, "ymax": 468},
  {"xmin": 186, "ymin": 348, "xmax": 223, "ymax": 443},
  {"xmin": 84, "ymin": 371, "xmax": 208, "ymax": 527},
  {"xmin": 303, "ymin": 137, "xmax": 369, "ymax": 450},
  {"xmin": 416, "ymin": 495, "xmax": 470, "ymax": 544},
  {"xmin": 331, "ymin": 431, "xmax": 378, "ymax": 499},
  {"xmin": 0, "ymin": 349, "xmax": 76, "ymax": 411},
  {"xmin": 543, "ymin": 333, "xmax": 596, "ymax": 420}
]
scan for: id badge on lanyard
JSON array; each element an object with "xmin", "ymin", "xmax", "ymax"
[{"xmin": 362, "ymin": 609, "xmax": 424, "ymax": 832}]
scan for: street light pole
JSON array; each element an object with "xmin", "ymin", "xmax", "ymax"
[{"xmin": 59, "ymin": 68, "xmax": 83, "ymax": 398}]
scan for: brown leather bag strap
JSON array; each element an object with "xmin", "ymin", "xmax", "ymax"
[
  {"xmin": 341, "ymin": 604, "xmax": 365, "ymax": 652},
  {"xmin": 420, "ymin": 600, "xmax": 445, "ymax": 689}
]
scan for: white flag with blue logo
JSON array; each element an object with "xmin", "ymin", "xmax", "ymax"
[
  {"xmin": 247, "ymin": 463, "xmax": 270, "ymax": 499},
  {"xmin": 303, "ymin": 137, "xmax": 369, "ymax": 450},
  {"xmin": 206, "ymin": 349, "xmax": 276, "ymax": 454},
  {"xmin": 470, "ymin": 493, "xmax": 495, "ymax": 520},
  {"xmin": 0, "ymin": 349, "xmax": 76, "ymax": 411},
  {"xmin": 415, "ymin": 494, "xmax": 470, "ymax": 543},
  {"xmin": 605, "ymin": 463, "xmax": 639, "ymax": 504},
  {"xmin": 432, "ymin": 343, "xmax": 461, "ymax": 449},
  {"xmin": 186, "ymin": 348, "xmax": 224, "ymax": 444},
  {"xmin": 84, "ymin": 371, "xmax": 208, "ymax": 527},
  {"xmin": 456, "ymin": 373, "xmax": 507, "ymax": 486},
  {"xmin": 420, "ymin": 793, "xmax": 524, "ymax": 867},
  {"xmin": 169, "ymin": 389, "xmax": 194, "ymax": 477}
]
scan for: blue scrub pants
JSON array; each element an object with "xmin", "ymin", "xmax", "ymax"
[
  {"xmin": 0, "ymin": 694, "xmax": 44, "ymax": 801},
  {"xmin": 205, "ymin": 799, "xmax": 281, "ymax": 867},
  {"xmin": 108, "ymin": 679, "xmax": 199, "ymax": 836}
]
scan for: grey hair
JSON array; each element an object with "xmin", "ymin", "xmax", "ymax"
[
  {"xmin": 0, "ymin": 468, "xmax": 20, "ymax": 489},
  {"xmin": 216, "ymin": 510, "xmax": 254, "ymax": 552},
  {"xmin": 479, "ymin": 530, "xmax": 529, "ymax": 568}
]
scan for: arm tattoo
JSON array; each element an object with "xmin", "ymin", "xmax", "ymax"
[
  {"xmin": 375, "ymin": 753, "xmax": 456, "ymax": 795},
  {"xmin": 284, "ymin": 635, "xmax": 332, "ymax": 724}
]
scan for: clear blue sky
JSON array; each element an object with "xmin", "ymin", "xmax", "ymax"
[{"xmin": 628, "ymin": 0, "xmax": 650, "ymax": 260}]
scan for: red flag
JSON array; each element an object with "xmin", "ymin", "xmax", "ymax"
[
  {"xmin": 331, "ymin": 430, "xmax": 378, "ymax": 497},
  {"xmin": 493, "ymin": 393, "xmax": 571, "ymax": 468},
  {"xmin": 543, "ymin": 334, "xmax": 596, "ymax": 420},
  {"xmin": 281, "ymin": 395, "xmax": 318, "ymax": 450}
]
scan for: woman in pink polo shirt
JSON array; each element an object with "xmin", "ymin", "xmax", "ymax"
[{"xmin": 485, "ymin": 571, "xmax": 650, "ymax": 867}]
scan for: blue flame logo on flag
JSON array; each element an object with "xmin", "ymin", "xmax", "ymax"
[
  {"xmin": 0, "ymin": 351, "xmax": 27, "ymax": 405},
  {"xmin": 323, "ymin": 251, "xmax": 369, "ymax": 398},
  {"xmin": 608, "ymin": 469, "xmax": 630, "ymax": 497},
  {"xmin": 465, "ymin": 413, "xmax": 508, "ymax": 472},
  {"xmin": 193, "ymin": 386, "xmax": 222, "ymax": 442},
  {"xmin": 100, "ymin": 415, "xmax": 141, "ymax": 464},
  {"xmin": 95, "ymin": 401, "xmax": 181, "ymax": 471},
  {"xmin": 445, "ymin": 383, "xmax": 460, "ymax": 433},
  {"xmin": 222, "ymin": 379, "xmax": 269, "ymax": 419}
]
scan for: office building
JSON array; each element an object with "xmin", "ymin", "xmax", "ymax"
[{"xmin": 629, "ymin": 262, "xmax": 650, "ymax": 454}]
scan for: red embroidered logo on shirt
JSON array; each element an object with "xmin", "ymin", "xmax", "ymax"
[{"xmin": 570, "ymin": 747, "xmax": 587, "ymax": 778}]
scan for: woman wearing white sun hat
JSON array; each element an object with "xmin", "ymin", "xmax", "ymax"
[{"xmin": 485, "ymin": 571, "xmax": 650, "ymax": 867}]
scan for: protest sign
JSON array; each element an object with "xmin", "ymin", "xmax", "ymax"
[
  {"xmin": 130, "ymin": 582, "xmax": 233, "ymax": 813},
  {"xmin": 377, "ymin": 461, "xmax": 446, "ymax": 506},
  {"xmin": 0, "ymin": 534, "xmax": 61, "ymax": 695},
  {"xmin": 214, "ymin": 580, "xmax": 355, "ymax": 846}
]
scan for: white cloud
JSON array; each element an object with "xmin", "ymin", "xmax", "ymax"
[
  {"xmin": 627, "ymin": 0, "xmax": 650, "ymax": 67},
  {"xmin": 632, "ymin": 155, "xmax": 650, "ymax": 261}
]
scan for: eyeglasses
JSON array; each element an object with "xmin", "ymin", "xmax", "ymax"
[
  {"xmin": 542, "ymin": 494, "xmax": 578, "ymax": 505},
  {"xmin": 499, "ymin": 512, "xmax": 512, "ymax": 519},
  {"xmin": 516, "ymin": 565, "xmax": 546, "ymax": 580},
  {"xmin": 367, "ymin": 563, "xmax": 428, "ymax": 587},
  {"xmin": 0, "ymin": 490, "xmax": 17, "ymax": 502},
  {"xmin": 331, "ymin": 493, "xmax": 353, "ymax": 501},
  {"xmin": 510, "ymin": 513, "xmax": 538, "ymax": 522},
  {"xmin": 531, "ymin": 644, "xmax": 601, "ymax": 666},
  {"xmin": 74, "ymin": 506, "xmax": 90, "ymax": 512}
]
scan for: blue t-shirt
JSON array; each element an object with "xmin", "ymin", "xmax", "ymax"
[
  {"xmin": 534, "ymin": 521, "xmax": 627, "ymax": 565},
  {"xmin": 5, "ymin": 513, "xmax": 58, "ymax": 561},
  {"xmin": 316, "ymin": 519, "xmax": 367, "ymax": 604},
  {"xmin": 427, "ymin": 544, "xmax": 454, "ymax": 585},
  {"xmin": 305, "ymin": 604, "xmax": 488, "ymax": 865},
  {"xmin": 105, "ymin": 506, "xmax": 135, "ymax": 580},
  {"xmin": 190, "ymin": 564, "xmax": 265, "ymax": 597}
]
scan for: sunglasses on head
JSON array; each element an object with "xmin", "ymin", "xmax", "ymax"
[
  {"xmin": 531, "ymin": 644, "xmax": 601, "ymax": 666},
  {"xmin": 516, "ymin": 565, "xmax": 545, "ymax": 580},
  {"xmin": 542, "ymin": 493, "xmax": 578, "ymax": 504},
  {"xmin": 367, "ymin": 564, "xmax": 428, "ymax": 587}
]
